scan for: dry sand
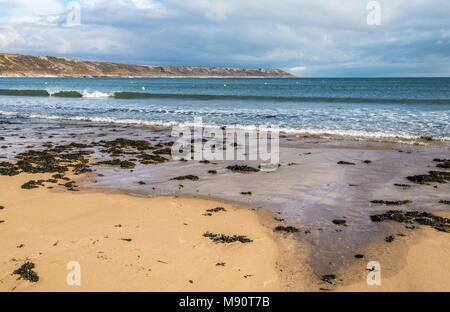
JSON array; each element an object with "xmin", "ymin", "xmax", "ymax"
[{"xmin": 0, "ymin": 173, "xmax": 316, "ymax": 291}]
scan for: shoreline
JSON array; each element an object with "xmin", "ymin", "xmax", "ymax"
[{"xmin": 1, "ymin": 113, "xmax": 449, "ymax": 145}]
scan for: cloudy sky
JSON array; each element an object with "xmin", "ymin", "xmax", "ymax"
[{"xmin": 0, "ymin": 0, "xmax": 449, "ymax": 76}]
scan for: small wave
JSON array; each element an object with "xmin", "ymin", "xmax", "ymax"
[
  {"xmin": 82, "ymin": 91, "xmax": 113, "ymax": 98},
  {"xmin": 0, "ymin": 89, "xmax": 49, "ymax": 96},
  {"xmin": 1, "ymin": 109, "xmax": 449, "ymax": 142},
  {"xmin": 1, "ymin": 89, "xmax": 449, "ymax": 104},
  {"xmin": 52, "ymin": 91, "xmax": 83, "ymax": 98}
]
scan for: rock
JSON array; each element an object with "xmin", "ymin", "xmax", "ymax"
[{"xmin": 332, "ymin": 219, "xmax": 347, "ymax": 226}]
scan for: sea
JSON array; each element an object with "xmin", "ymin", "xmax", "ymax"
[{"xmin": 0, "ymin": 77, "xmax": 449, "ymax": 141}]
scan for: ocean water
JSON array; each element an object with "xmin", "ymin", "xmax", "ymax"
[{"xmin": 0, "ymin": 77, "xmax": 449, "ymax": 141}]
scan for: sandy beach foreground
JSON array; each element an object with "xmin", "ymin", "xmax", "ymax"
[
  {"xmin": 0, "ymin": 119, "xmax": 449, "ymax": 292},
  {"xmin": 1, "ymin": 172, "xmax": 449, "ymax": 291},
  {"xmin": 0, "ymin": 173, "xmax": 319, "ymax": 291}
]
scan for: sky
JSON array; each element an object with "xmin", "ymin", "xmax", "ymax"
[{"xmin": 0, "ymin": 0, "xmax": 449, "ymax": 77}]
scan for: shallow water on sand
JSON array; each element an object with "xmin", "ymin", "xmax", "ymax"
[{"xmin": 1, "ymin": 118, "xmax": 449, "ymax": 275}]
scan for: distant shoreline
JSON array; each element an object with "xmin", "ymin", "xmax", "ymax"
[
  {"xmin": 0, "ymin": 75, "xmax": 294, "ymax": 78},
  {"xmin": 0, "ymin": 53, "xmax": 294, "ymax": 78}
]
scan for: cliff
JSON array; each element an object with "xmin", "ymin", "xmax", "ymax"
[{"xmin": 0, "ymin": 53, "xmax": 294, "ymax": 78}]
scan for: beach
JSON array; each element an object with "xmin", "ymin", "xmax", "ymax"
[
  {"xmin": 0, "ymin": 118, "xmax": 449, "ymax": 291},
  {"xmin": 0, "ymin": 77, "xmax": 449, "ymax": 292},
  {"xmin": 0, "ymin": 173, "xmax": 287, "ymax": 291}
]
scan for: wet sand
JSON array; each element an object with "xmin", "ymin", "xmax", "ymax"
[
  {"xmin": 0, "ymin": 118, "xmax": 449, "ymax": 291},
  {"xmin": 336, "ymin": 212, "xmax": 450, "ymax": 292}
]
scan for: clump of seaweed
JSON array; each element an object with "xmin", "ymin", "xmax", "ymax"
[
  {"xmin": 206, "ymin": 207, "xmax": 226, "ymax": 213},
  {"xmin": 137, "ymin": 153, "xmax": 168, "ymax": 164},
  {"xmin": 226, "ymin": 165, "xmax": 259, "ymax": 173},
  {"xmin": 171, "ymin": 175, "xmax": 199, "ymax": 181},
  {"xmin": 321, "ymin": 275, "xmax": 336, "ymax": 284},
  {"xmin": 406, "ymin": 171, "xmax": 450, "ymax": 184},
  {"xmin": 434, "ymin": 158, "xmax": 450, "ymax": 168},
  {"xmin": 370, "ymin": 210, "xmax": 450, "ymax": 233},
  {"xmin": 240, "ymin": 192, "xmax": 252, "ymax": 195},
  {"xmin": 96, "ymin": 159, "xmax": 135, "ymax": 169},
  {"xmin": 394, "ymin": 184, "xmax": 411, "ymax": 188},
  {"xmin": 385, "ymin": 235, "xmax": 395, "ymax": 243},
  {"xmin": 21, "ymin": 180, "xmax": 44, "ymax": 189},
  {"xmin": 439, "ymin": 200, "xmax": 450, "ymax": 205},
  {"xmin": 208, "ymin": 170, "xmax": 217, "ymax": 175},
  {"xmin": 274, "ymin": 226, "xmax": 299, "ymax": 233},
  {"xmin": 203, "ymin": 207, "xmax": 226, "ymax": 216},
  {"xmin": 370, "ymin": 200, "xmax": 412, "ymax": 205},
  {"xmin": 202, "ymin": 232, "xmax": 253, "ymax": 243},
  {"xmin": 337, "ymin": 161, "xmax": 355, "ymax": 165},
  {"xmin": 13, "ymin": 262, "xmax": 39, "ymax": 282}
]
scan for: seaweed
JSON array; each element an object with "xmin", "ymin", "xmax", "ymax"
[
  {"xmin": 207, "ymin": 170, "xmax": 217, "ymax": 175},
  {"xmin": 171, "ymin": 175, "xmax": 199, "ymax": 181},
  {"xmin": 202, "ymin": 232, "xmax": 253, "ymax": 243},
  {"xmin": 321, "ymin": 275, "xmax": 336, "ymax": 284},
  {"xmin": 436, "ymin": 161, "xmax": 450, "ymax": 169},
  {"xmin": 385, "ymin": 235, "xmax": 395, "ymax": 243},
  {"xmin": 226, "ymin": 165, "xmax": 259, "ymax": 173},
  {"xmin": 406, "ymin": 171, "xmax": 450, "ymax": 184},
  {"xmin": 13, "ymin": 262, "xmax": 39, "ymax": 282},
  {"xmin": 21, "ymin": 180, "xmax": 43, "ymax": 189},
  {"xmin": 274, "ymin": 226, "xmax": 299, "ymax": 233},
  {"xmin": 138, "ymin": 153, "xmax": 168, "ymax": 164},
  {"xmin": 240, "ymin": 192, "xmax": 252, "ymax": 195},
  {"xmin": 206, "ymin": 207, "xmax": 226, "ymax": 213},
  {"xmin": 370, "ymin": 200, "xmax": 412, "ymax": 205},
  {"xmin": 394, "ymin": 184, "xmax": 411, "ymax": 188},
  {"xmin": 96, "ymin": 159, "xmax": 135, "ymax": 169},
  {"xmin": 439, "ymin": 200, "xmax": 450, "ymax": 205},
  {"xmin": 337, "ymin": 161, "xmax": 355, "ymax": 165},
  {"xmin": 370, "ymin": 210, "xmax": 450, "ymax": 233}
]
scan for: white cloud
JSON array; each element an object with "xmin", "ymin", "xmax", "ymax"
[{"xmin": 0, "ymin": 0, "xmax": 448, "ymax": 76}]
